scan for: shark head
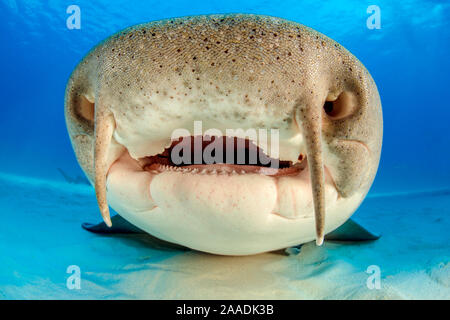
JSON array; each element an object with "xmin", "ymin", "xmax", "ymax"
[{"xmin": 65, "ymin": 14, "xmax": 382, "ymax": 255}]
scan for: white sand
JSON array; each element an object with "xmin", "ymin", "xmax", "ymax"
[{"xmin": 0, "ymin": 172, "xmax": 448, "ymax": 299}]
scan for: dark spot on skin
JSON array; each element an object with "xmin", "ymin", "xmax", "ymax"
[
  {"xmin": 211, "ymin": 62, "xmax": 215, "ymax": 66},
  {"xmin": 204, "ymin": 38, "xmax": 208, "ymax": 42},
  {"xmin": 177, "ymin": 49, "xmax": 181, "ymax": 52},
  {"xmin": 232, "ymin": 59, "xmax": 236, "ymax": 62},
  {"xmin": 152, "ymin": 33, "xmax": 156, "ymax": 36},
  {"xmin": 224, "ymin": 49, "xmax": 228, "ymax": 54},
  {"xmin": 288, "ymin": 52, "xmax": 292, "ymax": 56},
  {"xmin": 142, "ymin": 30, "xmax": 146, "ymax": 34},
  {"xmin": 273, "ymin": 33, "xmax": 278, "ymax": 37}
]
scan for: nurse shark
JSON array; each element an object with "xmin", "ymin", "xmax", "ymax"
[{"xmin": 65, "ymin": 14, "xmax": 382, "ymax": 255}]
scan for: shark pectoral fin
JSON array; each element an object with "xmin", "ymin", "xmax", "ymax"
[
  {"xmin": 325, "ymin": 218, "xmax": 380, "ymax": 241},
  {"xmin": 82, "ymin": 214, "xmax": 190, "ymax": 252},
  {"xmin": 82, "ymin": 214, "xmax": 145, "ymax": 234}
]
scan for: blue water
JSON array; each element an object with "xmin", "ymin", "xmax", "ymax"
[{"xmin": 1, "ymin": 0, "xmax": 449, "ymax": 194}]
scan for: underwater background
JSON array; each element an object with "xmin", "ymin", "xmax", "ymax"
[{"xmin": 0, "ymin": 0, "xmax": 449, "ymax": 299}]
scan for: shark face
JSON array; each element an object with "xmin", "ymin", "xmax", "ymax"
[{"xmin": 65, "ymin": 14, "xmax": 382, "ymax": 255}]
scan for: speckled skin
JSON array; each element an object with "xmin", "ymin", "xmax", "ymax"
[{"xmin": 65, "ymin": 14, "xmax": 382, "ymax": 254}]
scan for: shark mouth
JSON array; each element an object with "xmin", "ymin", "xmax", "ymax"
[
  {"xmin": 139, "ymin": 136, "xmax": 307, "ymax": 177},
  {"xmin": 94, "ymin": 111, "xmax": 336, "ymax": 247}
]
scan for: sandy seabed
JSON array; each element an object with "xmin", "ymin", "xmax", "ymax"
[{"xmin": 0, "ymin": 172, "xmax": 448, "ymax": 299}]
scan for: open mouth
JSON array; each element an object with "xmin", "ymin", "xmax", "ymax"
[
  {"xmin": 103, "ymin": 131, "xmax": 343, "ymax": 254},
  {"xmin": 106, "ymin": 132, "xmax": 339, "ymax": 222},
  {"xmin": 91, "ymin": 109, "xmax": 344, "ymax": 249},
  {"xmin": 139, "ymin": 135, "xmax": 307, "ymax": 177}
]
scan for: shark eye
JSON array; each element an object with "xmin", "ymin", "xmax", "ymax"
[{"xmin": 323, "ymin": 91, "xmax": 357, "ymax": 120}]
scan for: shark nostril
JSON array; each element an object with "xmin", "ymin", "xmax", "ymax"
[
  {"xmin": 323, "ymin": 101, "xmax": 334, "ymax": 114},
  {"xmin": 324, "ymin": 91, "xmax": 357, "ymax": 120},
  {"xmin": 76, "ymin": 95, "xmax": 95, "ymax": 122}
]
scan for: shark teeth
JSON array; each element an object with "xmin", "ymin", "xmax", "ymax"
[{"xmin": 146, "ymin": 164, "xmax": 261, "ymax": 176}]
